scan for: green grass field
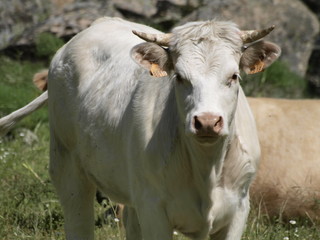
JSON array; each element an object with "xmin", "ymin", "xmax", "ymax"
[{"xmin": 0, "ymin": 53, "xmax": 319, "ymax": 239}]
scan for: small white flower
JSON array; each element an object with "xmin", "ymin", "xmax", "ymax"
[
  {"xmin": 289, "ymin": 220, "xmax": 296, "ymax": 225},
  {"xmin": 283, "ymin": 237, "xmax": 289, "ymax": 240},
  {"xmin": 173, "ymin": 231, "xmax": 178, "ymax": 236},
  {"xmin": 114, "ymin": 217, "xmax": 120, "ymax": 223},
  {"xmin": 19, "ymin": 132, "xmax": 25, "ymax": 137}
]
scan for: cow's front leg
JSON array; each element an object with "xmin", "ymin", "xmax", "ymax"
[
  {"xmin": 123, "ymin": 206, "xmax": 142, "ymax": 240},
  {"xmin": 135, "ymin": 200, "xmax": 173, "ymax": 240},
  {"xmin": 210, "ymin": 195, "xmax": 250, "ymax": 240}
]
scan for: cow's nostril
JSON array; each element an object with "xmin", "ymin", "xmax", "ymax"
[
  {"xmin": 213, "ymin": 116, "xmax": 223, "ymax": 133},
  {"xmin": 193, "ymin": 116, "xmax": 202, "ymax": 131}
]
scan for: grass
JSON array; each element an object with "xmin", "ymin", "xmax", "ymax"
[
  {"xmin": 1, "ymin": 124, "xmax": 319, "ymax": 239},
  {"xmin": 0, "ymin": 56, "xmax": 48, "ymax": 130},
  {"xmin": 1, "ymin": 123, "xmax": 320, "ymax": 240},
  {"xmin": 241, "ymin": 60, "xmax": 308, "ymax": 98},
  {"xmin": 0, "ymin": 48, "xmax": 319, "ymax": 239},
  {"xmin": 35, "ymin": 33, "xmax": 64, "ymax": 60}
]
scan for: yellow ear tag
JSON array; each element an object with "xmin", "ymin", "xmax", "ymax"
[
  {"xmin": 150, "ymin": 63, "xmax": 167, "ymax": 77},
  {"xmin": 249, "ymin": 60, "xmax": 265, "ymax": 74}
]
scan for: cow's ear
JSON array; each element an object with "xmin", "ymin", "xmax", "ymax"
[
  {"xmin": 240, "ymin": 41, "xmax": 281, "ymax": 74},
  {"xmin": 131, "ymin": 42, "xmax": 172, "ymax": 78}
]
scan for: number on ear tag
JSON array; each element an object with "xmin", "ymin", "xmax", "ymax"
[
  {"xmin": 150, "ymin": 63, "xmax": 168, "ymax": 77},
  {"xmin": 249, "ymin": 60, "xmax": 265, "ymax": 74}
]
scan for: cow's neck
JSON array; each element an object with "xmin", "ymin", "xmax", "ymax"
[
  {"xmin": 176, "ymin": 126, "xmax": 234, "ymax": 236},
  {"xmin": 184, "ymin": 136, "xmax": 229, "ymax": 181}
]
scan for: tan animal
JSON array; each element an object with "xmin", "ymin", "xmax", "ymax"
[
  {"xmin": 248, "ymin": 97, "xmax": 320, "ymax": 221},
  {"xmin": 33, "ymin": 69, "xmax": 48, "ymax": 91}
]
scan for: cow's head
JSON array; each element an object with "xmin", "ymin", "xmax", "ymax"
[{"xmin": 131, "ymin": 21, "xmax": 280, "ymax": 144}]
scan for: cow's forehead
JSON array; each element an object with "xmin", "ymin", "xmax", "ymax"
[
  {"xmin": 174, "ymin": 49, "xmax": 240, "ymax": 82},
  {"xmin": 170, "ymin": 20, "xmax": 243, "ymax": 53},
  {"xmin": 170, "ymin": 21, "xmax": 242, "ymax": 78}
]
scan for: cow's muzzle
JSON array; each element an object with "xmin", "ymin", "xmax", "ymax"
[{"xmin": 192, "ymin": 113, "xmax": 224, "ymax": 138}]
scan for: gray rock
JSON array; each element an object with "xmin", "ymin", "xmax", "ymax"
[
  {"xmin": 114, "ymin": 0, "xmax": 158, "ymax": 18},
  {"xmin": 0, "ymin": 0, "xmax": 51, "ymax": 49},
  {"xmin": 1, "ymin": 0, "xmax": 319, "ymax": 80},
  {"xmin": 16, "ymin": 1, "xmax": 121, "ymax": 46},
  {"xmin": 0, "ymin": 0, "xmax": 201, "ymax": 49}
]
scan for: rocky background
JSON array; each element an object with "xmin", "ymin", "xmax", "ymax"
[{"xmin": 1, "ymin": 0, "xmax": 319, "ymax": 96}]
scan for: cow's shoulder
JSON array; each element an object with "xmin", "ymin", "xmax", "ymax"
[
  {"xmin": 234, "ymin": 88, "xmax": 261, "ymax": 163},
  {"xmin": 221, "ymin": 88, "xmax": 260, "ymax": 195}
]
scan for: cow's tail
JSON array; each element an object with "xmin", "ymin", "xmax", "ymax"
[{"xmin": 0, "ymin": 70, "xmax": 49, "ymax": 137}]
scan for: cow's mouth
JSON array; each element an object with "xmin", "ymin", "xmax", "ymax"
[{"xmin": 194, "ymin": 135, "xmax": 220, "ymax": 145}]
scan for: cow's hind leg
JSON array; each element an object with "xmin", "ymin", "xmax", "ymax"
[{"xmin": 50, "ymin": 138, "xmax": 96, "ymax": 240}]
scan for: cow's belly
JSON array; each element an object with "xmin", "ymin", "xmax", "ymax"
[
  {"xmin": 75, "ymin": 130, "xmax": 134, "ymax": 205},
  {"xmin": 85, "ymin": 158, "xmax": 131, "ymax": 204},
  {"xmin": 166, "ymin": 186, "xmax": 239, "ymax": 238}
]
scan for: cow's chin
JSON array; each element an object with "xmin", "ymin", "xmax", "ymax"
[
  {"xmin": 184, "ymin": 126, "xmax": 228, "ymax": 146},
  {"xmin": 193, "ymin": 135, "xmax": 221, "ymax": 146},
  {"xmin": 191, "ymin": 130, "xmax": 229, "ymax": 146}
]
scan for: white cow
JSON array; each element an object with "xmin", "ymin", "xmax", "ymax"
[{"xmin": 0, "ymin": 17, "xmax": 281, "ymax": 240}]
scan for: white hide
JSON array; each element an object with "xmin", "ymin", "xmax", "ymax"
[{"xmin": 46, "ymin": 17, "xmax": 260, "ymax": 240}]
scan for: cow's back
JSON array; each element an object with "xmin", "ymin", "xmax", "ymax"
[
  {"xmin": 48, "ymin": 17, "xmax": 163, "ymax": 147},
  {"xmin": 248, "ymin": 97, "xmax": 320, "ymax": 220}
]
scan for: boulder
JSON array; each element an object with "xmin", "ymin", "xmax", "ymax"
[
  {"xmin": 0, "ymin": 0, "xmax": 51, "ymax": 49},
  {"xmin": 16, "ymin": 1, "xmax": 121, "ymax": 46},
  {"xmin": 0, "ymin": 0, "xmax": 201, "ymax": 50},
  {"xmin": 1, "ymin": 0, "xmax": 319, "ymax": 80}
]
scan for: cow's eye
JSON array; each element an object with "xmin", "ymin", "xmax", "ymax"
[
  {"xmin": 232, "ymin": 74, "xmax": 239, "ymax": 81},
  {"xmin": 227, "ymin": 73, "xmax": 240, "ymax": 87}
]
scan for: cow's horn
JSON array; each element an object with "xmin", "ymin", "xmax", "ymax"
[
  {"xmin": 240, "ymin": 25, "xmax": 275, "ymax": 44},
  {"xmin": 132, "ymin": 30, "xmax": 172, "ymax": 46}
]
